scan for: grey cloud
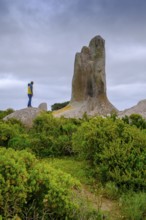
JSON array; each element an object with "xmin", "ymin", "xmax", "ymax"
[
  {"xmin": 0, "ymin": 0, "xmax": 146, "ymax": 110},
  {"xmin": 0, "ymin": 0, "xmax": 10, "ymax": 16},
  {"xmin": 108, "ymin": 82, "xmax": 146, "ymax": 110}
]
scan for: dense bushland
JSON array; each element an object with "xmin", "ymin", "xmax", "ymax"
[
  {"xmin": 0, "ymin": 119, "xmax": 26, "ymax": 148},
  {"xmin": 73, "ymin": 116, "xmax": 146, "ymax": 190},
  {"xmin": 122, "ymin": 113, "xmax": 146, "ymax": 129},
  {"xmin": 0, "ymin": 148, "xmax": 81, "ymax": 219},
  {"xmin": 1, "ymin": 111, "xmax": 146, "ymax": 219},
  {"xmin": 0, "ymin": 113, "xmax": 81, "ymax": 157},
  {"xmin": 30, "ymin": 113, "xmax": 81, "ymax": 157},
  {"xmin": 1, "ymin": 112, "xmax": 146, "ymax": 191}
]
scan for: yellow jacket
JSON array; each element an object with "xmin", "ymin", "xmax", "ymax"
[{"xmin": 28, "ymin": 84, "xmax": 33, "ymax": 95}]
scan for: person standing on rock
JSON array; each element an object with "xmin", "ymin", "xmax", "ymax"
[{"xmin": 27, "ymin": 81, "xmax": 34, "ymax": 107}]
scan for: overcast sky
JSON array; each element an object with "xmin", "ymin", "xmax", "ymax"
[{"xmin": 0, "ymin": 0, "xmax": 146, "ymax": 111}]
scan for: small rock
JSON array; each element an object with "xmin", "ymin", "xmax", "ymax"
[{"xmin": 38, "ymin": 103, "xmax": 47, "ymax": 111}]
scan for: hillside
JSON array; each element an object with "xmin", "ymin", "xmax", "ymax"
[{"xmin": 1, "ymin": 110, "xmax": 146, "ymax": 219}]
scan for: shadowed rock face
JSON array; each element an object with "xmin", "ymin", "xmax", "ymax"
[{"xmin": 54, "ymin": 35, "xmax": 117, "ymax": 118}]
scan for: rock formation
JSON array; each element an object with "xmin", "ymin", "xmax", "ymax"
[
  {"xmin": 118, "ymin": 100, "xmax": 146, "ymax": 118},
  {"xmin": 4, "ymin": 103, "xmax": 47, "ymax": 127},
  {"xmin": 38, "ymin": 103, "xmax": 48, "ymax": 111},
  {"xmin": 54, "ymin": 35, "xmax": 117, "ymax": 118},
  {"xmin": 71, "ymin": 36, "xmax": 106, "ymax": 102}
]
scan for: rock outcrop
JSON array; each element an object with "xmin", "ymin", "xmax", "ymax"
[
  {"xmin": 54, "ymin": 35, "xmax": 117, "ymax": 118},
  {"xmin": 4, "ymin": 103, "xmax": 47, "ymax": 127},
  {"xmin": 38, "ymin": 103, "xmax": 47, "ymax": 111},
  {"xmin": 118, "ymin": 100, "xmax": 146, "ymax": 118}
]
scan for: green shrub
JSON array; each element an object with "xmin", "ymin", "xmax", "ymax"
[
  {"xmin": 6, "ymin": 117, "xmax": 24, "ymax": 128},
  {"xmin": 31, "ymin": 113, "xmax": 79, "ymax": 157},
  {"xmin": 0, "ymin": 112, "xmax": 82, "ymax": 158},
  {"xmin": 0, "ymin": 148, "xmax": 34, "ymax": 219},
  {"xmin": 0, "ymin": 120, "xmax": 26, "ymax": 148},
  {"xmin": 120, "ymin": 192, "xmax": 146, "ymax": 220},
  {"xmin": 0, "ymin": 122, "xmax": 19, "ymax": 146},
  {"xmin": 103, "ymin": 182, "xmax": 119, "ymax": 199},
  {"xmin": 122, "ymin": 113, "xmax": 146, "ymax": 129},
  {"xmin": 51, "ymin": 101, "xmax": 69, "ymax": 111},
  {"xmin": 8, "ymin": 134, "xmax": 32, "ymax": 151},
  {"xmin": 72, "ymin": 116, "xmax": 146, "ymax": 190},
  {"xmin": 0, "ymin": 148, "xmax": 81, "ymax": 219},
  {"xmin": 0, "ymin": 109, "xmax": 14, "ymax": 120},
  {"xmin": 32, "ymin": 112, "xmax": 58, "ymax": 134}
]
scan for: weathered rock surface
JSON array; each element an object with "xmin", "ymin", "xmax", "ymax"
[
  {"xmin": 71, "ymin": 36, "xmax": 107, "ymax": 102},
  {"xmin": 118, "ymin": 100, "xmax": 146, "ymax": 118},
  {"xmin": 4, "ymin": 108, "xmax": 41, "ymax": 127},
  {"xmin": 54, "ymin": 35, "xmax": 117, "ymax": 118},
  {"xmin": 38, "ymin": 102, "xmax": 47, "ymax": 111},
  {"xmin": 4, "ymin": 103, "xmax": 47, "ymax": 127}
]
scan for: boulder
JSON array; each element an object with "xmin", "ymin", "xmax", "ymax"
[
  {"xmin": 118, "ymin": 99, "xmax": 146, "ymax": 118},
  {"xmin": 38, "ymin": 102, "xmax": 47, "ymax": 111},
  {"xmin": 3, "ymin": 107, "xmax": 43, "ymax": 127}
]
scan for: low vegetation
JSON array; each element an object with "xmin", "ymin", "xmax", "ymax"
[
  {"xmin": 0, "ymin": 108, "xmax": 14, "ymax": 119},
  {"xmin": 51, "ymin": 101, "xmax": 69, "ymax": 111},
  {"xmin": 73, "ymin": 116, "xmax": 146, "ymax": 190},
  {"xmin": 1, "ymin": 111, "xmax": 146, "ymax": 219},
  {"xmin": 0, "ymin": 148, "xmax": 81, "ymax": 219}
]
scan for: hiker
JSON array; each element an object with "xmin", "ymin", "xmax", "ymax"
[{"xmin": 27, "ymin": 81, "xmax": 34, "ymax": 107}]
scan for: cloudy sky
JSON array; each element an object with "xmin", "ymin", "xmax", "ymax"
[{"xmin": 0, "ymin": 0, "xmax": 146, "ymax": 111}]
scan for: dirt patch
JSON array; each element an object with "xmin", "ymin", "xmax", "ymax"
[{"xmin": 80, "ymin": 186, "xmax": 121, "ymax": 219}]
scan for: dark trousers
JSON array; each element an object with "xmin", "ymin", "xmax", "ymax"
[{"xmin": 28, "ymin": 94, "xmax": 32, "ymax": 107}]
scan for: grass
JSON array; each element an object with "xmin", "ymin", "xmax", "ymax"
[
  {"xmin": 44, "ymin": 157, "xmax": 146, "ymax": 220},
  {"xmin": 44, "ymin": 157, "xmax": 93, "ymax": 185},
  {"xmin": 120, "ymin": 192, "xmax": 146, "ymax": 220},
  {"xmin": 44, "ymin": 157, "xmax": 121, "ymax": 220}
]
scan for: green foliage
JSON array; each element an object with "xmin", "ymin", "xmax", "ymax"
[
  {"xmin": 0, "ymin": 122, "xmax": 19, "ymax": 146},
  {"xmin": 77, "ymin": 208, "xmax": 107, "ymax": 220},
  {"xmin": 0, "ymin": 148, "xmax": 35, "ymax": 219},
  {"xmin": 0, "ymin": 109, "xmax": 14, "ymax": 120},
  {"xmin": 0, "ymin": 113, "xmax": 82, "ymax": 157},
  {"xmin": 31, "ymin": 113, "xmax": 80, "ymax": 157},
  {"xmin": 0, "ymin": 148, "xmax": 81, "ymax": 219},
  {"xmin": 102, "ymin": 182, "xmax": 119, "ymax": 200},
  {"xmin": 6, "ymin": 117, "xmax": 24, "ymax": 127},
  {"xmin": 8, "ymin": 134, "xmax": 32, "ymax": 151},
  {"xmin": 0, "ymin": 120, "xmax": 26, "ymax": 148},
  {"xmin": 122, "ymin": 113, "xmax": 146, "ymax": 129},
  {"xmin": 46, "ymin": 157, "xmax": 94, "ymax": 185},
  {"xmin": 109, "ymin": 112, "xmax": 118, "ymax": 121},
  {"xmin": 120, "ymin": 192, "xmax": 146, "ymax": 220},
  {"xmin": 51, "ymin": 101, "xmax": 69, "ymax": 111},
  {"xmin": 72, "ymin": 116, "xmax": 146, "ymax": 190}
]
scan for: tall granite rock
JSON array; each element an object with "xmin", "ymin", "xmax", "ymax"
[
  {"xmin": 54, "ymin": 35, "xmax": 118, "ymax": 118},
  {"xmin": 71, "ymin": 35, "xmax": 106, "ymax": 102}
]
